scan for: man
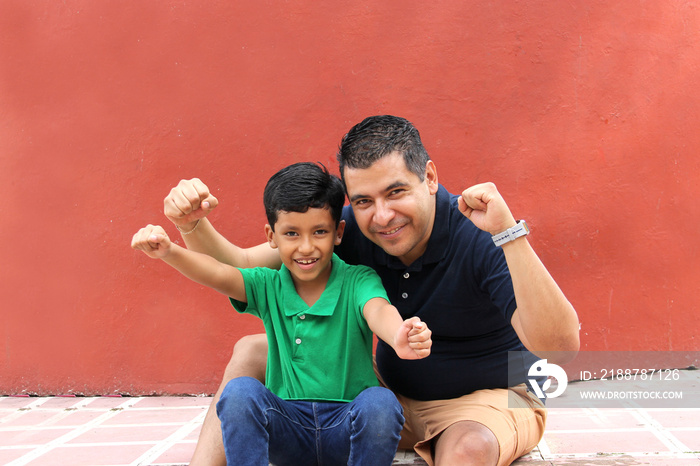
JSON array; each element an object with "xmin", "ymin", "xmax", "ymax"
[{"xmin": 164, "ymin": 115, "xmax": 580, "ymax": 465}]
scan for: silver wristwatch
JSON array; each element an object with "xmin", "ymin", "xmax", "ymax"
[{"xmin": 491, "ymin": 220, "xmax": 529, "ymax": 247}]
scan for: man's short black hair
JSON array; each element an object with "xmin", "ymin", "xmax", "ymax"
[
  {"xmin": 263, "ymin": 162, "xmax": 345, "ymax": 231},
  {"xmin": 337, "ymin": 115, "xmax": 430, "ymax": 185}
]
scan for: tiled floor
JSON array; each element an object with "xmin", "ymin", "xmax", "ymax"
[{"xmin": 2, "ymin": 371, "xmax": 699, "ymax": 465}]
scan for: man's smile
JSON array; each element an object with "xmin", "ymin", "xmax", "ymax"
[{"xmin": 373, "ymin": 222, "xmax": 407, "ymax": 238}]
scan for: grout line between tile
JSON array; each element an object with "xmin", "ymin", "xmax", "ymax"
[
  {"xmin": 4, "ymin": 397, "xmax": 144, "ymax": 466},
  {"xmin": 128, "ymin": 409, "xmax": 207, "ymax": 466},
  {"xmin": 536, "ymin": 436, "xmax": 552, "ymax": 459},
  {"xmin": 630, "ymin": 408, "xmax": 692, "ymax": 453},
  {"xmin": 0, "ymin": 398, "xmax": 52, "ymax": 426}
]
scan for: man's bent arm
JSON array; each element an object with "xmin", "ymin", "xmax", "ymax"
[
  {"xmin": 504, "ymin": 237, "xmax": 580, "ymax": 364},
  {"xmin": 459, "ymin": 182, "xmax": 579, "ymax": 364},
  {"xmin": 181, "ymin": 218, "xmax": 281, "ymax": 269},
  {"xmin": 164, "ymin": 178, "xmax": 282, "ymax": 269}
]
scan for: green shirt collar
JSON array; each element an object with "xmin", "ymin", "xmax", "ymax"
[{"xmin": 279, "ymin": 254, "xmax": 346, "ymax": 317}]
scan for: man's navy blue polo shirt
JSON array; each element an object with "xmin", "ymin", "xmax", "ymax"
[{"xmin": 335, "ymin": 184, "xmax": 540, "ymax": 401}]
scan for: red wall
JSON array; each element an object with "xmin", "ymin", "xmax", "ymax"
[{"xmin": 1, "ymin": 1, "xmax": 698, "ymax": 395}]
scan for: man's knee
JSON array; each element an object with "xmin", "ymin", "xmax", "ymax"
[
  {"xmin": 435, "ymin": 421, "xmax": 499, "ymax": 466},
  {"xmin": 225, "ymin": 334, "xmax": 268, "ymax": 382}
]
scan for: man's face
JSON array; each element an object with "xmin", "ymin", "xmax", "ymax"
[{"xmin": 344, "ymin": 151, "xmax": 438, "ymax": 265}]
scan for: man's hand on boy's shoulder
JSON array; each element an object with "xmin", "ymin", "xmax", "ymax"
[
  {"xmin": 164, "ymin": 178, "xmax": 219, "ymax": 227},
  {"xmin": 131, "ymin": 224, "xmax": 173, "ymax": 259}
]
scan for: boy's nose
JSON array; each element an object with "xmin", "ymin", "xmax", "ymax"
[{"xmin": 298, "ymin": 236, "xmax": 315, "ymax": 254}]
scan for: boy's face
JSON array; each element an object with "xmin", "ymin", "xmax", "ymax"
[
  {"xmin": 343, "ymin": 151, "xmax": 438, "ymax": 266},
  {"xmin": 265, "ymin": 207, "xmax": 344, "ymax": 289}
]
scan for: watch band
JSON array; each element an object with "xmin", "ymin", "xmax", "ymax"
[{"xmin": 491, "ymin": 220, "xmax": 529, "ymax": 247}]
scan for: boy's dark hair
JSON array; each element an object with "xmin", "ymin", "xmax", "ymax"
[
  {"xmin": 263, "ymin": 162, "xmax": 345, "ymax": 230},
  {"xmin": 336, "ymin": 115, "xmax": 430, "ymax": 185}
]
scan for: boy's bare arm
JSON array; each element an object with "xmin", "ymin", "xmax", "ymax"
[
  {"xmin": 362, "ymin": 298, "xmax": 432, "ymax": 360},
  {"xmin": 131, "ymin": 224, "xmax": 247, "ymax": 302},
  {"xmin": 164, "ymin": 178, "xmax": 282, "ymax": 269}
]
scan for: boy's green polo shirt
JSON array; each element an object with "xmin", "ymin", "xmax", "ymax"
[{"xmin": 230, "ymin": 254, "xmax": 389, "ymax": 402}]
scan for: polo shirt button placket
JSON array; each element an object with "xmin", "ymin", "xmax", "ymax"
[
  {"xmin": 401, "ymin": 272, "xmax": 410, "ymax": 299},
  {"xmin": 295, "ymin": 315, "xmax": 305, "ymax": 348}
]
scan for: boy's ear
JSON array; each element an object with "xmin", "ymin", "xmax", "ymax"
[
  {"xmin": 264, "ymin": 224, "xmax": 278, "ymax": 249},
  {"xmin": 334, "ymin": 220, "xmax": 346, "ymax": 246}
]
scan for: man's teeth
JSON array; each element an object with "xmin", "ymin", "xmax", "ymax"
[{"xmin": 382, "ymin": 226, "xmax": 401, "ymax": 235}]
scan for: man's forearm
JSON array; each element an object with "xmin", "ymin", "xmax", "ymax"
[
  {"xmin": 505, "ymin": 237, "xmax": 580, "ymax": 361},
  {"xmin": 180, "ymin": 218, "xmax": 281, "ymax": 269}
]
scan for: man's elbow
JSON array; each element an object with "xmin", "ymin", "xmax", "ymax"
[{"xmin": 547, "ymin": 332, "xmax": 580, "ymax": 365}]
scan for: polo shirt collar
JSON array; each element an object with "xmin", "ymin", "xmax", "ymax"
[
  {"xmin": 279, "ymin": 254, "xmax": 345, "ymax": 317},
  {"xmin": 373, "ymin": 184, "xmax": 451, "ymax": 271}
]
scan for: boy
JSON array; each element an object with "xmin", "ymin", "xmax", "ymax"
[{"xmin": 131, "ymin": 162, "xmax": 432, "ymax": 465}]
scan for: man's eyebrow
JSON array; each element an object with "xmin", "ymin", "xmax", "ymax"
[{"xmin": 349, "ymin": 181, "xmax": 408, "ymax": 203}]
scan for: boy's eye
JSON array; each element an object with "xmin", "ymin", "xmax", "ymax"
[
  {"xmin": 314, "ymin": 229, "xmax": 329, "ymax": 235},
  {"xmin": 284, "ymin": 231, "xmax": 298, "ymax": 237}
]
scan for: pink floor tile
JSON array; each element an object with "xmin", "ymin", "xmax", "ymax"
[
  {"xmin": 102, "ymin": 407, "xmax": 204, "ymax": 425},
  {"xmin": 184, "ymin": 423, "xmax": 202, "ymax": 440},
  {"xmin": 546, "ymin": 409, "xmax": 642, "ymax": 430},
  {"xmin": 0, "ymin": 397, "xmax": 38, "ymax": 409},
  {"xmin": 646, "ymin": 409, "xmax": 700, "ymax": 428},
  {"xmin": 25, "ymin": 444, "xmax": 155, "ymax": 466},
  {"xmin": 67, "ymin": 423, "xmax": 183, "ymax": 444},
  {"xmin": 134, "ymin": 396, "xmax": 212, "ymax": 408},
  {"xmin": 83, "ymin": 397, "xmax": 132, "ymax": 409},
  {"xmin": 668, "ymin": 429, "xmax": 700, "ymax": 450},
  {"xmin": 544, "ymin": 430, "xmax": 670, "ymax": 455},
  {"xmin": 0, "ymin": 410, "xmax": 62, "ymax": 427},
  {"xmin": 37, "ymin": 398, "xmax": 83, "ymax": 409},
  {"xmin": 50, "ymin": 409, "xmax": 105, "ymax": 426},
  {"xmin": 0, "ymin": 427, "xmax": 73, "ymax": 447},
  {"xmin": 153, "ymin": 441, "xmax": 197, "ymax": 463},
  {"xmin": 0, "ymin": 448, "xmax": 34, "ymax": 463}
]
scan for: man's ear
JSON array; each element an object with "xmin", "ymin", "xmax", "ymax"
[
  {"xmin": 334, "ymin": 220, "xmax": 346, "ymax": 246},
  {"xmin": 264, "ymin": 224, "xmax": 278, "ymax": 249},
  {"xmin": 425, "ymin": 160, "xmax": 439, "ymax": 195}
]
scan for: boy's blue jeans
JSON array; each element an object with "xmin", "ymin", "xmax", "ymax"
[{"xmin": 216, "ymin": 376, "xmax": 404, "ymax": 466}]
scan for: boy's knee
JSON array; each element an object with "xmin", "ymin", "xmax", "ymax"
[
  {"xmin": 353, "ymin": 387, "xmax": 404, "ymax": 426},
  {"xmin": 217, "ymin": 376, "xmax": 266, "ymax": 420}
]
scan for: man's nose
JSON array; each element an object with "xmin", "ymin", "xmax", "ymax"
[{"xmin": 373, "ymin": 200, "xmax": 395, "ymax": 226}]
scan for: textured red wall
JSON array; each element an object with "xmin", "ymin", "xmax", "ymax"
[{"xmin": 1, "ymin": 1, "xmax": 698, "ymax": 395}]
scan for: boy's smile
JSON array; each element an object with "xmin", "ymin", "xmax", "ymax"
[{"xmin": 265, "ymin": 207, "xmax": 345, "ymax": 294}]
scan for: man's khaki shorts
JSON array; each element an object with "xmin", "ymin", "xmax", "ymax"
[{"xmin": 376, "ymin": 367, "xmax": 546, "ymax": 466}]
